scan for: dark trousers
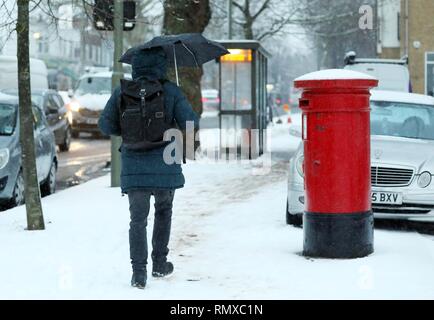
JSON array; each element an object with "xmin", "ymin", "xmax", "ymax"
[{"xmin": 128, "ymin": 189, "xmax": 175, "ymax": 272}]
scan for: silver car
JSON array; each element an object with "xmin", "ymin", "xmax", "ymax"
[
  {"xmin": 286, "ymin": 90, "xmax": 434, "ymax": 226},
  {"xmin": 0, "ymin": 94, "xmax": 57, "ymax": 208}
]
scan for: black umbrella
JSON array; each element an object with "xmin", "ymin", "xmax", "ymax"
[{"xmin": 119, "ymin": 33, "xmax": 229, "ymax": 85}]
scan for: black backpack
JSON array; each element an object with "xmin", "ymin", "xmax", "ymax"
[{"xmin": 119, "ymin": 78, "xmax": 174, "ymax": 151}]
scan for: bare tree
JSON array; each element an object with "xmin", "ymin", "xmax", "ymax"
[
  {"xmin": 300, "ymin": 0, "xmax": 377, "ymax": 69},
  {"xmin": 208, "ymin": 0, "xmax": 299, "ymax": 41},
  {"xmin": 123, "ymin": 0, "xmax": 162, "ymax": 49},
  {"xmin": 163, "ymin": 0, "xmax": 212, "ymax": 118},
  {"xmin": 16, "ymin": 0, "xmax": 45, "ymax": 230},
  {"xmin": 1, "ymin": 0, "xmax": 76, "ymax": 230},
  {"xmin": 232, "ymin": 0, "xmax": 299, "ymax": 40}
]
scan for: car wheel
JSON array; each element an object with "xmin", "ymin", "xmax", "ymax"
[
  {"xmin": 286, "ymin": 202, "xmax": 303, "ymax": 227},
  {"xmin": 41, "ymin": 162, "xmax": 57, "ymax": 197},
  {"xmin": 11, "ymin": 171, "xmax": 25, "ymax": 207},
  {"xmin": 71, "ymin": 130, "xmax": 79, "ymax": 139},
  {"xmin": 91, "ymin": 132, "xmax": 102, "ymax": 139},
  {"xmin": 59, "ymin": 127, "xmax": 72, "ymax": 152}
]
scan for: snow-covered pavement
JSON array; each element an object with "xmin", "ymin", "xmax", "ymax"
[{"xmin": 1, "ymin": 126, "xmax": 434, "ymax": 299}]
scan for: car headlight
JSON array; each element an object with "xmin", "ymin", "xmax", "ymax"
[
  {"xmin": 0, "ymin": 148, "xmax": 10, "ymax": 170},
  {"xmin": 417, "ymin": 171, "xmax": 432, "ymax": 188},
  {"xmin": 296, "ymin": 155, "xmax": 304, "ymax": 177},
  {"xmin": 68, "ymin": 101, "xmax": 81, "ymax": 112}
]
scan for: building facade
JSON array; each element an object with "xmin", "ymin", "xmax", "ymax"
[
  {"xmin": 378, "ymin": 0, "xmax": 434, "ymax": 96},
  {"xmin": 0, "ymin": 4, "xmax": 113, "ymax": 89},
  {"xmin": 377, "ymin": 0, "xmax": 401, "ymax": 59}
]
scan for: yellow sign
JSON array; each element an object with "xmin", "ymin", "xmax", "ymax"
[{"xmin": 221, "ymin": 49, "xmax": 252, "ymax": 62}]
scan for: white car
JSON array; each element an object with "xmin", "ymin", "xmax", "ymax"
[
  {"xmin": 344, "ymin": 52, "xmax": 411, "ymax": 93},
  {"xmin": 0, "ymin": 55, "xmax": 48, "ymax": 90},
  {"xmin": 287, "ymin": 90, "xmax": 434, "ymax": 226},
  {"xmin": 68, "ymin": 72, "xmax": 131, "ymax": 138}
]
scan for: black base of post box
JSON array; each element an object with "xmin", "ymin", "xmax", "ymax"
[{"xmin": 303, "ymin": 211, "xmax": 374, "ymax": 259}]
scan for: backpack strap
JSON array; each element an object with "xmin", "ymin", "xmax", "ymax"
[{"xmin": 117, "ymin": 86, "xmax": 124, "ymax": 116}]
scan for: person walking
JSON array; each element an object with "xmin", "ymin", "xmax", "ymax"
[{"xmin": 98, "ymin": 47, "xmax": 199, "ymax": 289}]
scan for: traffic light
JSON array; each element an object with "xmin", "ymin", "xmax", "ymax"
[{"xmin": 93, "ymin": 0, "xmax": 136, "ymax": 31}]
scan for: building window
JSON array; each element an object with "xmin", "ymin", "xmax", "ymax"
[
  {"xmin": 397, "ymin": 12, "xmax": 400, "ymax": 41},
  {"xmin": 426, "ymin": 53, "xmax": 434, "ymax": 97}
]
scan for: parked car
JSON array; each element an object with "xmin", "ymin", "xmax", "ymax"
[
  {"xmin": 286, "ymin": 90, "xmax": 434, "ymax": 226},
  {"xmin": 201, "ymin": 89, "xmax": 220, "ymax": 117},
  {"xmin": 344, "ymin": 51, "xmax": 411, "ymax": 93},
  {"xmin": 2, "ymin": 89, "xmax": 71, "ymax": 151},
  {"xmin": 0, "ymin": 94, "xmax": 57, "ymax": 207},
  {"xmin": 68, "ymin": 71, "xmax": 130, "ymax": 138}
]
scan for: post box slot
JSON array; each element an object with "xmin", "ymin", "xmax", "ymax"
[{"xmin": 300, "ymin": 99, "xmax": 310, "ymax": 107}]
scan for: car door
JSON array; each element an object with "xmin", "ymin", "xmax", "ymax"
[
  {"xmin": 32, "ymin": 105, "xmax": 53, "ymax": 182},
  {"xmin": 51, "ymin": 93, "xmax": 68, "ymax": 137},
  {"xmin": 44, "ymin": 94, "xmax": 61, "ymax": 135}
]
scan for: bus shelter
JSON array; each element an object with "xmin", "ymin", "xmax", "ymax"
[{"xmin": 218, "ymin": 40, "xmax": 271, "ymax": 159}]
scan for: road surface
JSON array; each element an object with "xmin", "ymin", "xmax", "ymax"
[{"xmin": 56, "ymin": 136, "xmax": 110, "ymax": 191}]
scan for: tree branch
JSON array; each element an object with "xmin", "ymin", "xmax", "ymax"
[{"xmin": 252, "ymin": 0, "xmax": 271, "ymax": 21}]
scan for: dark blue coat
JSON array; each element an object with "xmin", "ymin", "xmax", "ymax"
[{"xmin": 98, "ymin": 48, "xmax": 199, "ymax": 192}]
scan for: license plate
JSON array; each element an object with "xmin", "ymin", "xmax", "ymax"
[
  {"xmin": 86, "ymin": 118, "xmax": 98, "ymax": 125},
  {"xmin": 371, "ymin": 191, "xmax": 403, "ymax": 205}
]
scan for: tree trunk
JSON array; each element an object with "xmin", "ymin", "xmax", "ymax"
[
  {"xmin": 17, "ymin": 0, "xmax": 45, "ymax": 230},
  {"xmin": 243, "ymin": 19, "xmax": 254, "ymax": 39},
  {"xmin": 163, "ymin": 0, "xmax": 211, "ymax": 117}
]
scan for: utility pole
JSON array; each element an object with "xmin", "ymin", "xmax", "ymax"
[
  {"xmin": 228, "ymin": 0, "xmax": 233, "ymax": 39},
  {"xmin": 78, "ymin": 10, "xmax": 87, "ymax": 74},
  {"xmin": 111, "ymin": 0, "xmax": 123, "ymax": 187}
]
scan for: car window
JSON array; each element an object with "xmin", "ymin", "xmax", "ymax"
[
  {"xmin": 371, "ymin": 101, "xmax": 434, "ymax": 140},
  {"xmin": 32, "ymin": 106, "xmax": 45, "ymax": 130},
  {"xmin": 202, "ymin": 90, "xmax": 219, "ymax": 99},
  {"xmin": 51, "ymin": 94, "xmax": 64, "ymax": 109},
  {"xmin": 75, "ymin": 77, "xmax": 112, "ymax": 96},
  {"xmin": 0, "ymin": 103, "xmax": 17, "ymax": 135},
  {"xmin": 46, "ymin": 95, "xmax": 58, "ymax": 113},
  {"xmin": 31, "ymin": 94, "xmax": 44, "ymax": 109}
]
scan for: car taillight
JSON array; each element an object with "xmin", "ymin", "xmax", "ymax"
[{"xmin": 202, "ymin": 97, "xmax": 209, "ymax": 103}]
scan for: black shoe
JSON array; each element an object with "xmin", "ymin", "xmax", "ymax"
[
  {"xmin": 131, "ymin": 270, "xmax": 147, "ymax": 289},
  {"xmin": 152, "ymin": 261, "xmax": 174, "ymax": 278}
]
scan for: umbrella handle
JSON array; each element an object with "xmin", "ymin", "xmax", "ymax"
[{"xmin": 173, "ymin": 45, "xmax": 179, "ymax": 86}]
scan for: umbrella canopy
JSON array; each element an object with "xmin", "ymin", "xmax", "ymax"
[{"xmin": 119, "ymin": 33, "xmax": 229, "ymax": 77}]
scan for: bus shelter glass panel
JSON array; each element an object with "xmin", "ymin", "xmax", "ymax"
[
  {"xmin": 220, "ymin": 114, "xmax": 251, "ymax": 152},
  {"xmin": 221, "ymin": 50, "xmax": 252, "ymax": 111}
]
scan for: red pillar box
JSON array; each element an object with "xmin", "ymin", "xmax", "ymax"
[{"xmin": 294, "ymin": 70, "xmax": 378, "ymax": 258}]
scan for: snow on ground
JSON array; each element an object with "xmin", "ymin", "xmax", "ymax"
[
  {"xmin": 1, "ymin": 125, "xmax": 434, "ymax": 299},
  {"xmin": 198, "ymin": 121, "xmax": 301, "ymax": 158}
]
